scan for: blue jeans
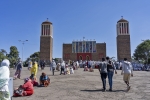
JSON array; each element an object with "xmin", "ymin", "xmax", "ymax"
[{"xmin": 107, "ymin": 71, "xmax": 114, "ymax": 89}]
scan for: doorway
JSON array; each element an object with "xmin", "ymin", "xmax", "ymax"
[
  {"xmin": 79, "ymin": 55, "xmax": 82, "ymax": 60},
  {"xmin": 86, "ymin": 55, "xmax": 90, "ymax": 60}
]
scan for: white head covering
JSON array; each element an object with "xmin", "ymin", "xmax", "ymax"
[
  {"xmin": 51, "ymin": 60, "xmax": 56, "ymax": 68},
  {"xmin": 0, "ymin": 59, "xmax": 10, "ymax": 92},
  {"xmin": 1, "ymin": 59, "xmax": 10, "ymax": 67}
]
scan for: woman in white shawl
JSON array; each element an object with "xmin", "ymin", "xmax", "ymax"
[
  {"xmin": 0, "ymin": 59, "xmax": 10, "ymax": 100},
  {"xmin": 60, "ymin": 61, "xmax": 65, "ymax": 75},
  {"xmin": 76, "ymin": 61, "xmax": 79, "ymax": 69}
]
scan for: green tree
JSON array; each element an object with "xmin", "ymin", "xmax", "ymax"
[
  {"xmin": 8, "ymin": 46, "xmax": 19, "ymax": 59},
  {"xmin": 0, "ymin": 52, "xmax": 7, "ymax": 63},
  {"xmin": 0, "ymin": 47, "xmax": 20, "ymax": 67},
  {"xmin": 7, "ymin": 46, "xmax": 19, "ymax": 67},
  {"xmin": 29, "ymin": 52, "xmax": 39, "ymax": 62},
  {"xmin": 53, "ymin": 58, "xmax": 59, "ymax": 63},
  {"xmin": 133, "ymin": 39, "xmax": 150, "ymax": 63},
  {"xmin": 24, "ymin": 52, "xmax": 40, "ymax": 67},
  {"xmin": 0, "ymin": 49, "xmax": 7, "ymax": 56}
]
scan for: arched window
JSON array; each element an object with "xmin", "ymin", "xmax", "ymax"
[
  {"xmin": 79, "ymin": 55, "xmax": 82, "ymax": 60},
  {"xmin": 86, "ymin": 55, "xmax": 90, "ymax": 60}
]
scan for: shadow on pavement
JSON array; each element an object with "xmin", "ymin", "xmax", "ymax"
[
  {"xmin": 81, "ymin": 89, "xmax": 125, "ymax": 92},
  {"xmin": 48, "ymin": 74, "xmax": 61, "ymax": 76},
  {"xmin": 111, "ymin": 90, "xmax": 125, "ymax": 92},
  {"xmin": 80, "ymin": 89, "xmax": 103, "ymax": 92}
]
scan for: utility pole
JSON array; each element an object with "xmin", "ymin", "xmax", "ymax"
[{"xmin": 19, "ymin": 40, "xmax": 28, "ymax": 62}]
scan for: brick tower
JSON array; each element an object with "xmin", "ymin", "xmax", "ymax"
[
  {"xmin": 116, "ymin": 17, "xmax": 131, "ymax": 61},
  {"xmin": 40, "ymin": 19, "xmax": 53, "ymax": 61}
]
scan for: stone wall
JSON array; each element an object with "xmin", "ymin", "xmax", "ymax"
[
  {"xmin": 92, "ymin": 43, "xmax": 106, "ymax": 61},
  {"xmin": 40, "ymin": 36, "xmax": 53, "ymax": 61},
  {"xmin": 63, "ymin": 44, "xmax": 75, "ymax": 61},
  {"xmin": 117, "ymin": 35, "xmax": 131, "ymax": 61}
]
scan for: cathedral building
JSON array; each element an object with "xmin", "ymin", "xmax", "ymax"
[
  {"xmin": 63, "ymin": 39, "xmax": 106, "ymax": 61},
  {"xmin": 39, "ymin": 17, "xmax": 131, "ymax": 62}
]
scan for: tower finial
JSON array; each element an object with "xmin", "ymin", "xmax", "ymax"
[
  {"xmin": 47, "ymin": 18, "xmax": 48, "ymax": 21},
  {"xmin": 121, "ymin": 16, "xmax": 123, "ymax": 19}
]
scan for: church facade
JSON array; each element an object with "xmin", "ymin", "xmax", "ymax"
[{"xmin": 63, "ymin": 40, "xmax": 106, "ymax": 61}]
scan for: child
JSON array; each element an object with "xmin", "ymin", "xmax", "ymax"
[
  {"xmin": 89, "ymin": 67, "xmax": 94, "ymax": 72},
  {"xmin": 66, "ymin": 67, "xmax": 70, "ymax": 75},
  {"xmin": 70, "ymin": 67, "xmax": 74, "ymax": 74},
  {"xmin": 30, "ymin": 76, "xmax": 39, "ymax": 86},
  {"xmin": 84, "ymin": 66, "xmax": 89, "ymax": 71},
  {"xmin": 56, "ymin": 63, "xmax": 60, "ymax": 71}
]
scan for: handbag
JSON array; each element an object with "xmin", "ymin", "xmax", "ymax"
[{"xmin": 15, "ymin": 87, "xmax": 24, "ymax": 96}]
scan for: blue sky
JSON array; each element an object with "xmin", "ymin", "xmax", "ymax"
[{"xmin": 0, "ymin": 0, "xmax": 150, "ymax": 61}]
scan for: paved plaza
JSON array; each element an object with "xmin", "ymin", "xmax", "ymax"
[{"xmin": 11, "ymin": 67, "xmax": 150, "ymax": 100}]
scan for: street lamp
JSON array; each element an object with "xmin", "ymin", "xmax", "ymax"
[{"xmin": 19, "ymin": 40, "xmax": 28, "ymax": 62}]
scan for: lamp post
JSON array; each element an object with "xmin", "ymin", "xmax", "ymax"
[{"xmin": 19, "ymin": 40, "xmax": 28, "ymax": 62}]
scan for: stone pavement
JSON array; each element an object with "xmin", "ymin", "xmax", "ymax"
[{"xmin": 10, "ymin": 67, "xmax": 150, "ymax": 100}]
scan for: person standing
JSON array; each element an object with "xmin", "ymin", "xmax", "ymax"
[
  {"xmin": 40, "ymin": 60, "xmax": 45, "ymax": 70},
  {"xmin": 99, "ymin": 58, "xmax": 107, "ymax": 92},
  {"xmin": 106, "ymin": 57, "xmax": 117, "ymax": 91},
  {"xmin": 0, "ymin": 59, "xmax": 10, "ymax": 100},
  {"xmin": 14, "ymin": 58, "xmax": 23, "ymax": 79},
  {"xmin": 60, "ymin": 61, "xmax": 65, "ymax": 75},
  {"xmin": 28, "ymin": 59, "xmax": 32, "ymax": 70},
  {"xmin": 121, "ymin": 58, "xmax": 133, "ymax": 92},
  {"xmin": 50, "ymin": 60, "xmax": 56, "ymax": 75},
  {"xmin": 30, "ymin": 61, "xmax": 38, "ymax": 79}
]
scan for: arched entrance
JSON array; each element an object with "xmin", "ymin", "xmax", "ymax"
[
  {"xmin": 86, "ymin": 55, "xmax": 90, "ymax": 60},
  {"xmin": 79, "ymin": 55, "xmax": 82, "ymax": 60}
]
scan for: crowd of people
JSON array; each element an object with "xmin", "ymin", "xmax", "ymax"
[
  {"xmin": 0, "ymin": 56, "xmax": 135, "ymax": 99},
  {"xmin": 12, "ymin": 59, "xmax": 51, "ymax": 97}
]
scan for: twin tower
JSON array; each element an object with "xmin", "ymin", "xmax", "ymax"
[
  {"xmin": 40, "ymin": 17, "xmax": 131, "ymax": 61},
  {"xmin": 40, "ymin": 19, "xmax": 53, "ymax": 61}
]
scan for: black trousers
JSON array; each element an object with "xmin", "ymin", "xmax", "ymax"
[
  {"xmin": 101, "ymin": 73, "xmax": 107, "ymax": 90},
  {"xmin": 60, "ymin": 68, "xmax": 65, "ymax": 75},
  {"xmin": 30, "ymin": 74, "xmax": 34, "ymax": 79}
]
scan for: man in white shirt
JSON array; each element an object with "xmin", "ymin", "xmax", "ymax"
[
  {"xmin": 60, "ymin": 61, "xmax": 65, "ymax": 75},
  {"xmin": 50, "ymin": 60, "xmax": 56, "ymax": 75},
  {"xmin": 121, "ymin": 58, "xmax": 133, "ymax": 92}
]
